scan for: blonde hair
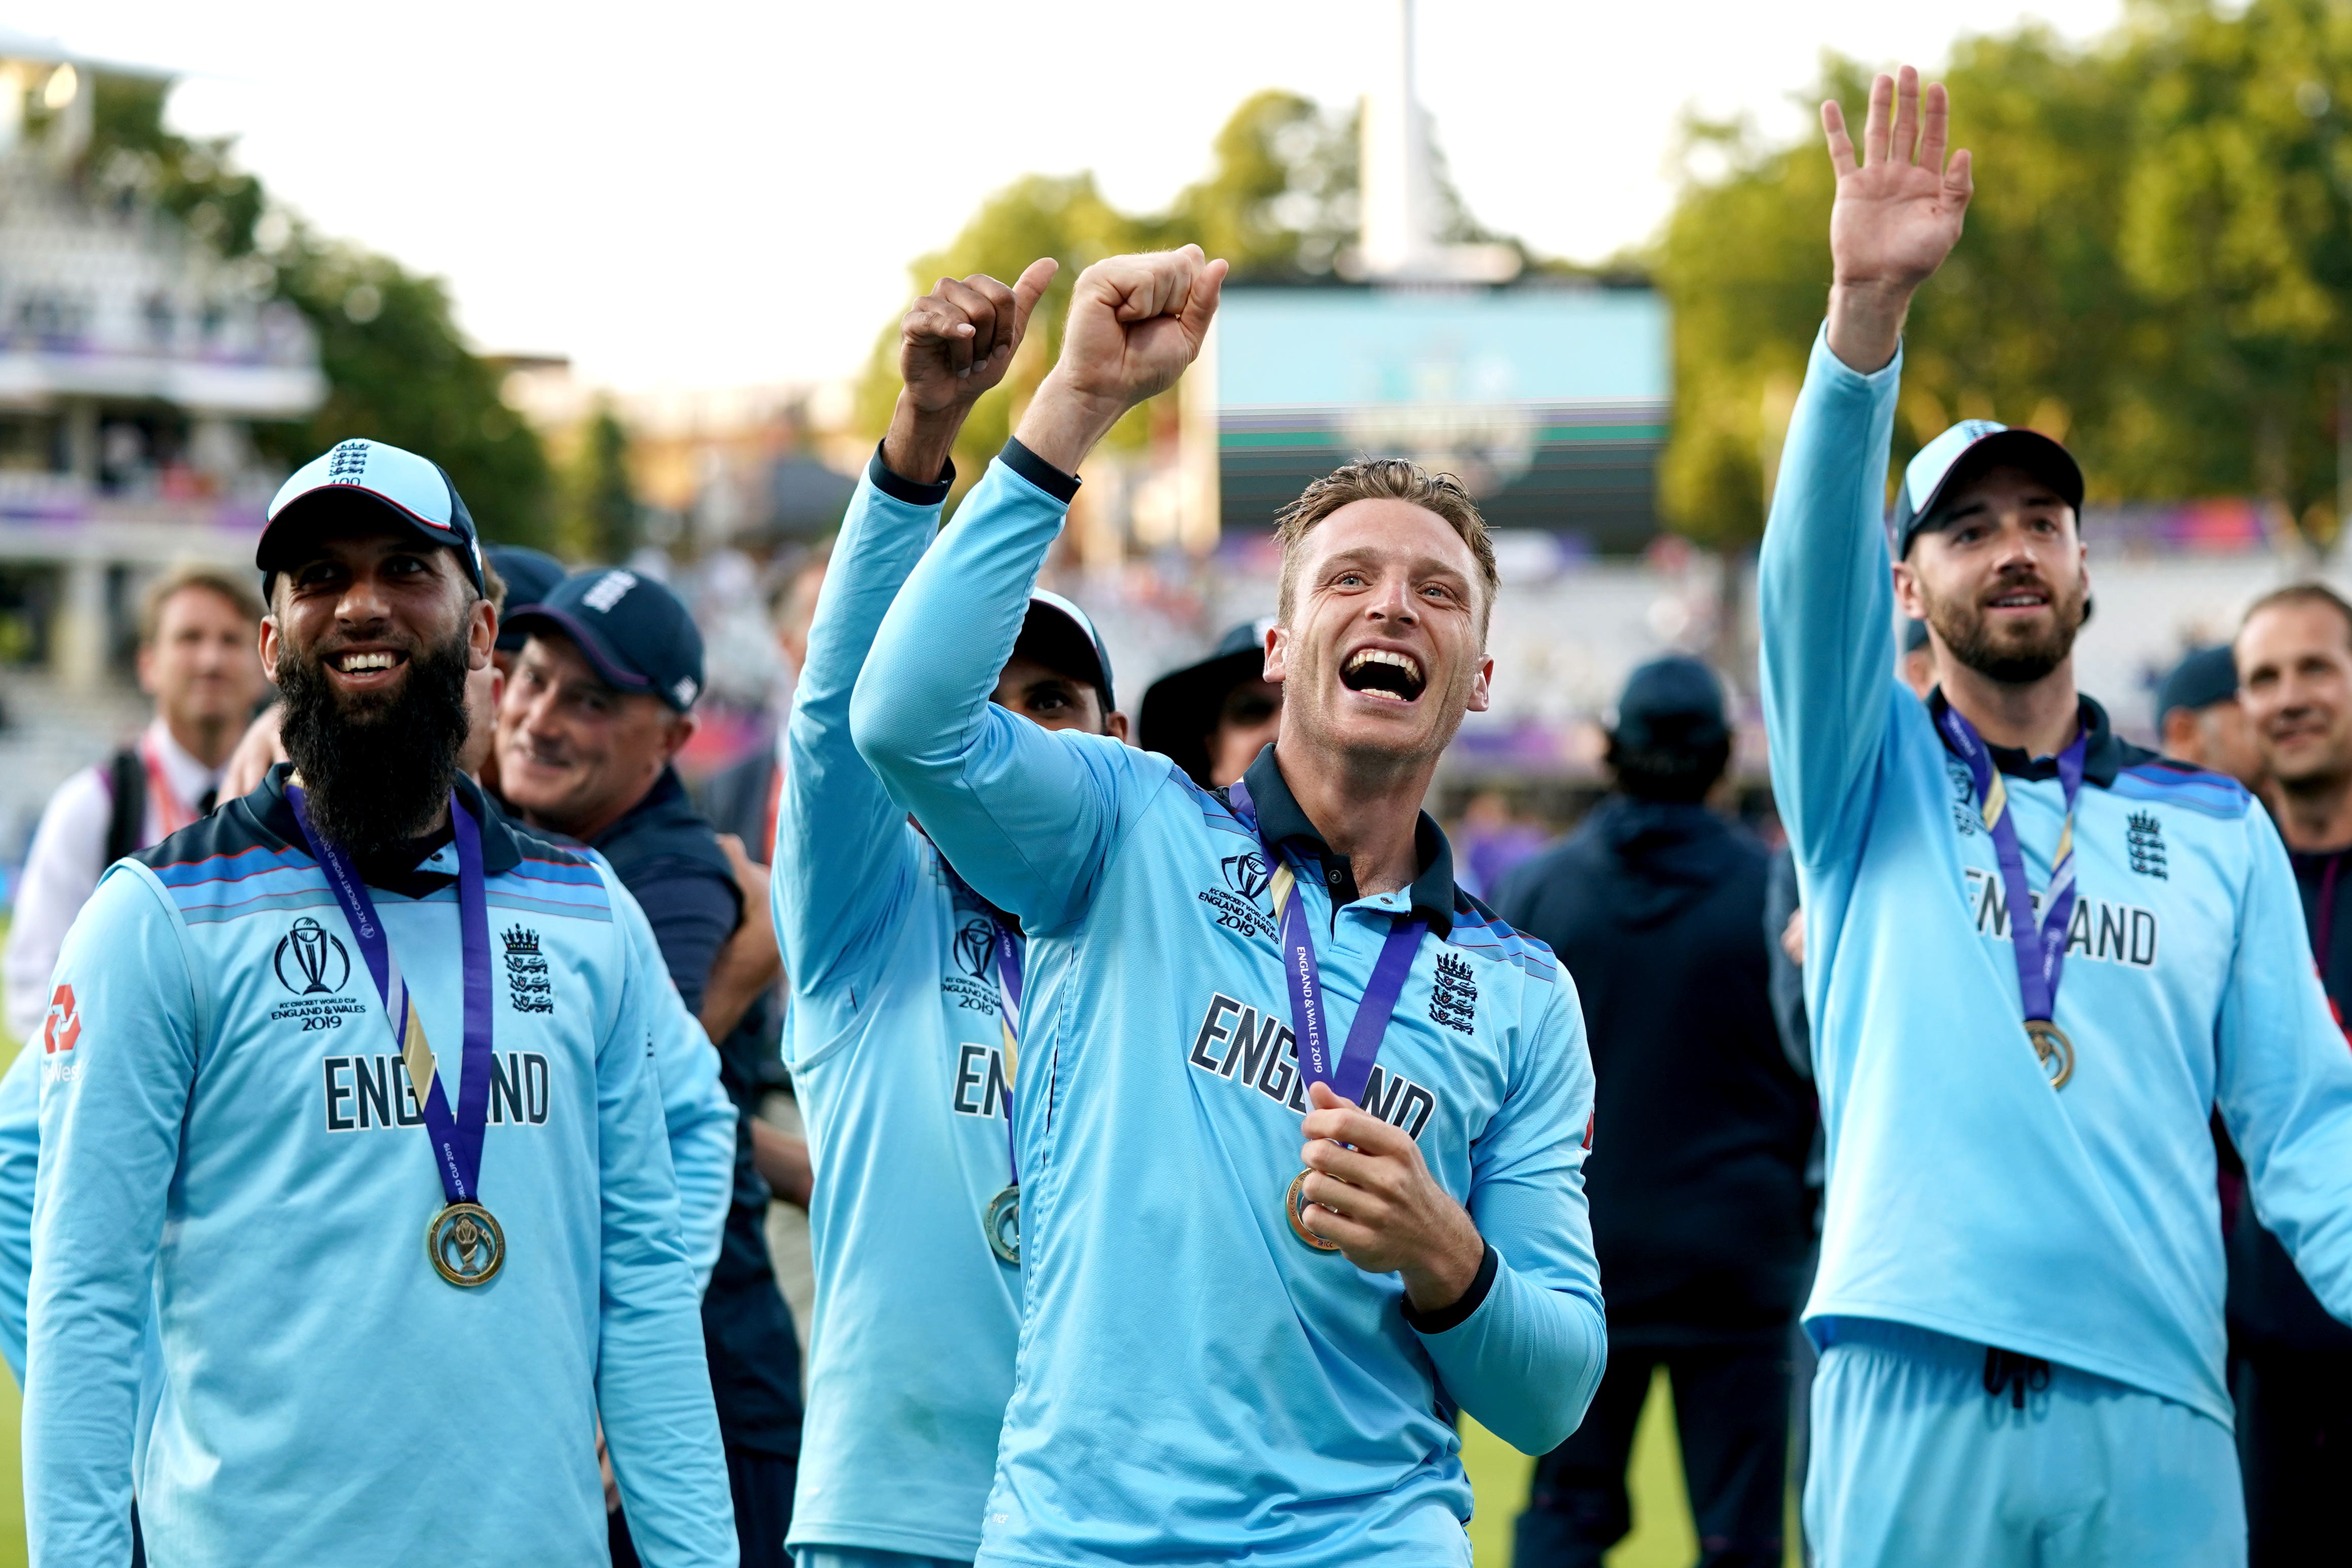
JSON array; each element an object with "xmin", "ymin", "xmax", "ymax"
[{"xmin": 1272, "ymin": 458, "xmax": 1499, "ymax": 633}]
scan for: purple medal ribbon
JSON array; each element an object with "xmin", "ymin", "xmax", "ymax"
[
  {"xmin": 1227, "ymin": 779, "xmax": 1427, "ymax": 1105},
  {"xmin": 288, "ymin": 786, "xmax": 496, "ymax": 1206},
  {"xmin": 989, "ymin": 918, "xmax": 1025, "ymax": 1185},
  {"xmin": 1935, "ymin": 705, "xmax": 2087, "ymax": 1037}
]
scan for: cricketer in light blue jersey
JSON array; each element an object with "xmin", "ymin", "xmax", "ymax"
[
  {"xmin": 851, "ymin": 247, "xmax": 1604, "ymax": 1568},
  {"xmin": 0, "ymin": 851, "xmax": 735, "ymax": 1369},
  {"xmin": 1761, "ymin": 66, "xmax": 2352, "ymax": 1563},
  {"xmin": 776, "ymin": 256, "xmax": 1108, "ymax": 1567}
]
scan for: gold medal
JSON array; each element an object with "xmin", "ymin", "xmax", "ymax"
[
  {"xmin": 2025, "ymin": 1020, "xmax": 2074, "ymax": 1090},
  {"xmin": 427, "ymin": 1201, "xmax": 505, "ymax": 1287},
  {"xmin": 1284, "ymin": 1170, "xmax": 1342, "ymax": 1253},
  {"xmin": 984, "ymin": 1183, "xmax": 1022, "ymax": 1266}
]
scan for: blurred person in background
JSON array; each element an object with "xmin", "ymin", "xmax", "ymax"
[
  {"xmin": 2157, "ymin": 644, "xmax": 2263, "ymax": 790},
  {"xmin": 772, "ymin": 260, "xmax": 1148, "ymax": 1568},
  {"xmin": 496, "ymin": 569, "xmax": 806, "ymax": 1568},
  {"xmin": 1497, "ymin": 657, "xmax": 1814, "ymax": 1568},
  {"xmin": 698, "ymin": 543, "xmax": 831, "ymax": 863},
  {"xmin": 479, "ymin": 548, "xmax": 566, "ymax": 796},
  {"xmin": 1136, "ymin": 616, "xmax": 1280, "ymax": 789},
  {"xmin": 3, "ymin": 567, "xmax": 266, "ymax": 1042},
  {"xmin": 2228, "ymin": 583, "xmax": 2352, "ymax": 1564}
]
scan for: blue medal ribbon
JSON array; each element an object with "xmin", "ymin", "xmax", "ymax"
[
  {"xmin": 1227, "ymin": 778, "xmax": 1428, "ymax": 1106},
  {"xmin": 1935, "ymin": 705, "xmax": 2087, "ymax": 1081},
  {"xmin": 288, "ymin": 786, "xmax": 495, "ymax": 1206}
]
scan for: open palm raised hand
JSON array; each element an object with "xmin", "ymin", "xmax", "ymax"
[{"xmin": 1821, "ymin": 66, "xmax": 1972, "ymax": 370}]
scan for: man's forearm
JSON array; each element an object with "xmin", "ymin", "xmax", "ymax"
[
  {"xmin": 882, "ymin": 395, "xmax": 969, "ymax": 487},
  {"xmin": 1824, "ymin": 280, "xmax": 1914, "ymax": 375},
  {"xmin": 1011, "ymin": 372, "xmax": 1128, "ymax": 477},
  {"xmin": 750, "ymin": 1119, "xmax": 811, "ymax": 1209}
]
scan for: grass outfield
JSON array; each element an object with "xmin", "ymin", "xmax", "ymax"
[{"xmin": 0, "ymin": 917, "xmax": 1753, "ymax": 1568}]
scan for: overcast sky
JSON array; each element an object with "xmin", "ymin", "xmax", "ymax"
[{"xmin": 32, "ymin": 0, "xmax": 2123, "ymax": 393}]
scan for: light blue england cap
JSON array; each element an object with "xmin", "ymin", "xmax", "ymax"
[
  {"xmin": 259, "ymin": 437, "xmax": 487, "ymax": 593},
  {"xmin": 1890, "ymin": 419, "xmax": 2083, "ymax": 558}
]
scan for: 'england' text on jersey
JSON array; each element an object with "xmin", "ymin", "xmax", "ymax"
[
  {"xmin": 952, "ymin": 1042, "xmax": 1010, "ymax": 1119},
  {"xmin": 1185, "ymin": 991, "xmax": 1436, "ymax": 1138},
  {"xmin": 1963, "ymin": 868, "xmax": 2159, "ymax": 968},
  {"xmin": 321, "ymin": 1051, "xmax": 551, "ymax": 1132}
]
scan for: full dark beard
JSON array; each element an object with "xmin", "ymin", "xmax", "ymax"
[
  {"xmin": 277, "ymin": 628, "xmax": 472, "ymax": 857},
  {"xmin": 1925, "ymin": 577, "xmax": 2089, "ymax": 686}
]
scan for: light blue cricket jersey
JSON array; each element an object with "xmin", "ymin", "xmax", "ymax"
[
  {"xmin": 851, "ymin": 443, "xmax": 1607, "ymax": 1568},
  {"xmin": 775, "ymin": 452, "xmax": 1024, "ymax": 1561},
  {"xmin": 24, "ymin": 769, "xmax": 734, "ymax": 1567},
  {"xmin": 1761, "ymin": 326, "xmax": 2352, "ymax": 1424}
]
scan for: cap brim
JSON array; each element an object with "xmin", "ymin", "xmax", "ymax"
[
  {"xmin": 257, "ymin": 486, "xmax": 481, "ymax": 587},
  {"xmin": 1139, "ymin": 647, "xmax": 1268, "ymax": 785},
  {"xmin": 502, "ymin": 605, "xmax": 678, "ymax": 706},
  {"xmin": 1907, "ymin": 429, "xmax": 2085, "ymax": 550}
]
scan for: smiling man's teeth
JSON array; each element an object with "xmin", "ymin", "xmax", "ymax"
[
  {"xmin": 338, "ymin": 652, "xmax": 396, "ymax": 672},
  {"xmin": 1346, "ymin": 649, "xmax": 1423, "ymax": 680}
]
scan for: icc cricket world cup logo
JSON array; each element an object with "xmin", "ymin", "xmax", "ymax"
[{"xmin": 275, "ymin": 917, "xmax": 351, "ymax": 996}]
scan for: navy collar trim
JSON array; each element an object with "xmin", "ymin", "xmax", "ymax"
[
  {"xmin": 1235, "ymin": 746, "xmax": 1457, "ymax": 937},
  {"xmin": 258, "ymin": 763, "xmax": 527, "ymax": 879},
  {"xmin": 1927, "ymin": 690, "xmax": 2124, "ymax": 788}
]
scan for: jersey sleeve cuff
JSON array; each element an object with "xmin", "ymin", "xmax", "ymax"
[
  {"xmin": 867, "ymin": 441, "xmax": 956, "ymax": 507},
  {"xmin": 1402, "ymin": 1241, "xmax": 1499, "ymax": 1335},
  {"xmin": 999, "ymin": 437, "xmax": 1082, "ymax": 504}
]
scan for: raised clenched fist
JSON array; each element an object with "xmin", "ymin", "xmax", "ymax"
[
  {"xmin": 886, "ymin": 258, "xmax": 1058, "ymax": 482},
  {"xmin": 1016, "ymin": 246, "xmax": 1228, "ymax": 475}
]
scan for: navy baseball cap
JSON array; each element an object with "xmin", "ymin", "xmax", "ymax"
[
  {"xmin": 1612, "ymin": 655, "xmax": 1728, "ymax": 754},
  {"xmin": 1140, "ymin": 618, "xmax": 1275, "ymax": 787},
  {"xmin": 486, "ymin": 546, "xmax": 567, "ymax": 651},
  {"xmin": 502, "ymin": 568, "xmax": 705, "ymax": 712},
  {"xmin": 1015, "ymin": 590, "xmax": 1116, "ymax": 714},
  {"xmin": 261, "ymin": 437, "xmax": 486, "ymax": 594},
  {"xmin": 1892, "ymin": 420, "xmax": 2084, "ymax": 558},
  {"xmin": 2156, "ymin": 645, "xmax": 2238, "ymax": 723}
]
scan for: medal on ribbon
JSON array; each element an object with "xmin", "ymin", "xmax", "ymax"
[
  {"xmin": 289, "ymin": 784, "xmax": 505, "ymax": 1285},
  {"xmin": 1227, "ymin": 778, "xmax": 1429, "ymax": 1251},
  {"xmin": 1936, "ymin": 705, "xmax": 2087, "ymax": 1090}
]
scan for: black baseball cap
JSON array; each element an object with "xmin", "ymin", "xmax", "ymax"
[
  {"xmin": 260, "ymin": 437, "xmax": 487, "ymax": 594},
  {"xmin": 1891, "ymin": 419, "xmax": 2085, "ymax": 559},
  {"xmin": 486, "ymin": 546, "xmax": 568, "ymax": 652},
  {"xmin": 1611, "ymin": 656, "xmax": 1728, "ymax": 754},
  {"xmin": 502, "ymin": 568, "xmax": 705, "ymax": 712},
  {"xmin": 1140, "ymin": 618, "xmax": 1275, "ymax": 787},
  {"xmin": 1015, "ymin": 590, "xmax": 1116, "ymax": 715},
  {"xmin": 2156, "ymin": 645, "xmax": 2238, "ymax": 724}
]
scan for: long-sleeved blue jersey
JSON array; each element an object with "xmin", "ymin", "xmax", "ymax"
[
  {"xmin": 849, "ymin": 443, "xmax": 1606, "ymax": 1568},
  {"xmin": 773, "ymin": 452, "xmax": 1024, "ymax": 1560},
  {"xmin": 1760, "ymin": 327, "xmax": 2352, "ymax": 1424},
  {"xmin": 24, "ymin": 768, "xmax": 735, "ymax": 1567}
]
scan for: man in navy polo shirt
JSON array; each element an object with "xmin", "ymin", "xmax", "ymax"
[{"xmin": 498, "ymin": 570, "xmax": 806, "ymax": 1568}]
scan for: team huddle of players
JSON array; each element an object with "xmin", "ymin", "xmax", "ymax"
[{"xmin": 10, "ymin": 64, "xmax": 2352, "ymax": 1568}]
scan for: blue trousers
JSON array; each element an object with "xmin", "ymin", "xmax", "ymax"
[{"xmin": 1806, "ymin": 1318, "xmax": 2244, "ymax": 1567}]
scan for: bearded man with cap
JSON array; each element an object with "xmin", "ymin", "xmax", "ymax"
[
  {"xmin": 773, "ymin": 258, "xmax": 1146, "ymax": 1568},
  {"xmin": 493, "ymin": 568, "xmax": 805, "ymax": 1568},
  {"xmin": 1762, "ymin": 67, "xmax": 2352, "ymax": 1564},
  {"xmin": 22, "ymin": 437, "xmax": 732, "ymax": 1567},
  {"xmin": 1496, "ymin": 657, "xmax": 1812, "ymax": 1568},
  {"xmin": 1139, "ymin": 618, "xmax": 1280, "ymax": 789}
]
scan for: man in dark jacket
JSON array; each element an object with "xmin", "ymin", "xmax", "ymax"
[
  {"xmin": 497, "ymin": 568, "xmax": 805, "ymax": 1568},
  {"xmin": 1497, "ymin": 657, "xmax": 1815, "ymax": 1568}
]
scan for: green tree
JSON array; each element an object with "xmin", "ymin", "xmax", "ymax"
[
  {"xmin": 83, "ymin": 73, "xmax": 557, "ymax": 549},
  {"xmin": 561, "ymin": 400, "xmax": 640, "ymax": 564}
]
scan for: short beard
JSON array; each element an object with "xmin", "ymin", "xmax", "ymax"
[
  {"xmin": 278, "ymin": 627, "xmax": 472, "ymax": 857},
  {"xmin": 1923, "ymin": 576, "xmax": 2088, "ymax": 686}
]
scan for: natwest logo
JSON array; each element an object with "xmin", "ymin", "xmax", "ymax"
[{"xmin": 42, "ymin": 984, "xmax": 80, "ymax": 1054}]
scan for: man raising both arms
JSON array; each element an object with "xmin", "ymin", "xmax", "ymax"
[
  {"xmin": 777, "ymin": 257, "xmax": 1149, "ymax": 1568},
  {"xmin": 851, "ymin": 246, "xmax": 1604, "ymax": 1567},
  {"xmin": 24, "ymin": 439, "xmax": 732, "ymax": 1566},
  {"xmin": 1761, "ymin": 69, "xmax": 2352, "ymax": 1564}
]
